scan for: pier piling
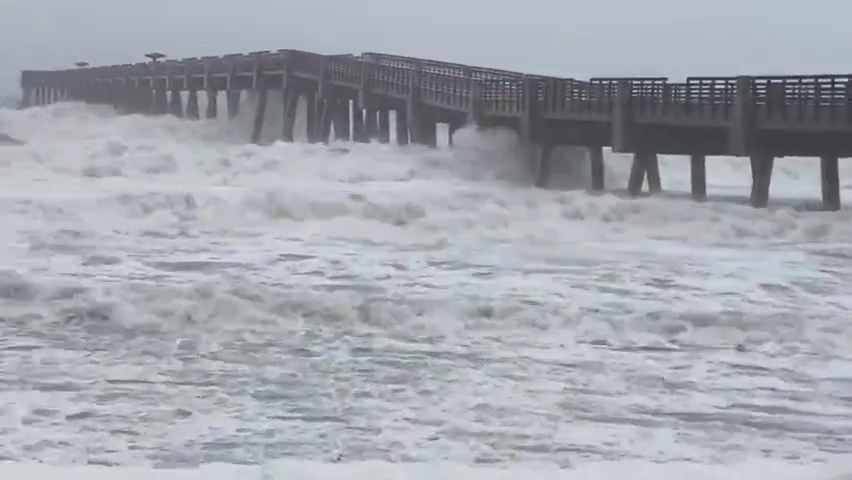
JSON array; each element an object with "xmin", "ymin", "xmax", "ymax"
[{"xmin": 690, "ymin": 155, "xmax": 707, "ymax": 201}]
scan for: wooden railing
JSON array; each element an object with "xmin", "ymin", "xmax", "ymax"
[
  {"xmin": 752, "ymin": 75, "xmax": 852, "ymax": 127},
  {"xmin": 360, "ymin": 52, "xmax": 524, "ymax": 81}
]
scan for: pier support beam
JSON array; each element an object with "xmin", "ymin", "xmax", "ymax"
[
  {"xmin": 121, "ymin": 85, "xmax": 137, "ymax": 113},
  {"xmin": 395, "ymin": 107, "xmax": 409, "ymax": 146},
  {"xmin": 153, "ymin": 87, "xmax": 168, "ymax": 115},
  {"xmin": 420, "ymin": 113, "xmax": 438, "ymax": 147},
  {"xmin": 589, "ymin": 146, "xmax": 605, "ymax": 191},
  {"xmin": 646, "ymin": 153, "xmax": 662, "ymax": 193},
  {"xmin": 186, "ymin": 89, "xmax": 200, "ymax": 119},
  {"xmin": 377, "ymin": 109, "xmax": 390, "ymax": 144},
  {"xmin": 820, "ymin": 154, "xmax": 841, "ymax": 211},
  {"xmin": 535, "ymin": 145, "xmax": 553, "ymax": 188},
  {"xmin": 168, "ymin": 89, "xmax": 183, "ymax": 117},
  {"xmin": 318, "ymin": 99, "xmax": 333, "ymax": 144},
  {"xmin": 305, "ymin": 93, "xmax": 319, "ymax": 143},
  {"xmin": 138, "ymin": 87, "xmax": 153, "ymax": 114},
  {"xmin": 627, "ymin": 152, "xmax": 662, "ymax": 196},
  {"xmin": 333, "ymin": 99, "xmax": 351, "ymax": 142},
  {"xmin": 406, "ymin": 106, "xmax": 423, "ymax": 144},
  {"xmin": 281, "ymin": 90, "xmax": 298, "ymax": 142},
  {"xmin": 749, "ymin": 154, "xmax": 774, "ymax": 208},
  {"xmin": 353, "ymin": 108, "xmax": 368, "ymax": 143},
  {"xmin": 251, "ymin": 83, "xmax": 268, "ymax": 144},
  {"xmin": 227, "ymin": 90, "xmax": 240, "ymax": 119},
  {"xmin": 365, "ymin": 108, "xmax": 379, "ymax": 140},
  {"xmin": 690, "ymin": 154, "xmax": 707, "ymax": 201},
  {"xmin": 206, "ymin": 90, "xmax": 218, "ymax": 119}
]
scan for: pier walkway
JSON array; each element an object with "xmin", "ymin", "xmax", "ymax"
[{"xmin": 19, "ymin": 49, "xmax": 852, "ymax": 210}]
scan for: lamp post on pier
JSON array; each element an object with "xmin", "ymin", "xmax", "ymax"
[{"xmin": 144, "ymin": 52, "xmax": 166, "ymax": 63}]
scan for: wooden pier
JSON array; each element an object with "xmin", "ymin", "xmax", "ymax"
[{"xmin": 18, "ymin": 49, "xmax": 852, "ymax": 210}]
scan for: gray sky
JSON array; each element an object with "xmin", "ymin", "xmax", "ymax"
[{"xmin": 2, "ymin": 0, "xmax": 848, "ymax": 94}]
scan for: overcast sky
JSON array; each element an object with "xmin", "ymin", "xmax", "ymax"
[{"xmin": 1, "ymin": 0, "xmax": 848, "ymax": 94}]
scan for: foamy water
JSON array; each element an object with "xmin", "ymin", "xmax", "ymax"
[{"xmin": 1, "ymin": 96, "xmax": 852, "ymax": 479}]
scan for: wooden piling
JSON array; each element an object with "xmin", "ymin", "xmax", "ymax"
[
  {"xmin": 395, "ymin": 108, "xmax": 409, "ymax": 146},
  {"xmin": 378, "ymin": 109, "xmax": 390, "ymax": 143},
  {"xmin": 422, "ymin": 114, "xmax": 438, "ymax": 148},
  {"xmin": 627, "ymin": 153, "xmax": 645, "ymax": 196},
  {"xmin": 690, "ymin": 155, "xmax": 707, "ymax": 200},
  {"xmin": 251, "ymin": 86, "xmax": 268, "ymax": 144},
  {"xmin": 589, "ymin": 146, "xmax": 605, "ymax": 191},
  {"xmin": 138, "ymin": 87, "xmax": 153, "ymax": 114},
  {"xmin": 646, "ymin": 153, "xmax": 662, "ymax": 193},
  {"xmin": 153, "ymin": 86, "xmax": 168, "ymax": 115},
  {"xmin": 305, "ymin": 93, "xmax": 318, "ymax": 143},
  {"xmin": 627, "ymin": 152, "xmax": 661, "ymax": 195},
  {"xmin": 749, "ymin": 154, "xmax": 774, "ymax": 208},
  {"xmin": 206, "ymin": 90, "xmax": 218, "ymax": 119},
  {"xmin": 186, "ymin": 89, "xmax": 200, "ymax": 119},
  {"xmin": 535, "ymin": 145, "xmax": 553, "ymax": 188},
  {"xmin": 281, "ymin": 90, "xmax": 298, "ymax": 142},
  {"xmin": 318, "ymin": 99, "xmax": 333, "ymax": 144},
  {"xmin": 168, "ymin": 88, "xmax": 183, "ymax": 117},
  {"xmin": 821, "ymin": 154, "xmax": 841, "ymax": 211},
  {"xmin": 352, "ymin": 108, "xmax": 367, "ymax": 143},
  {"xmin": 365, "ymin": 108, "xmax": 379, "ymax": 140},
  {"xmin": 227, "ymin": 90, "xmax": 240, "ymax": 119},
  {"xmin": 333, "ymin": 99, "xmax": 351, "ymax": 141}
]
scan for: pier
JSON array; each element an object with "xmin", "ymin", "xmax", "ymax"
[{"xmin": 18, "ymin": 49, "xmax": 852, "ymax": 210}]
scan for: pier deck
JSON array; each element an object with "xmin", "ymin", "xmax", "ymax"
[{"xmin": 18, "ymin": 49, "xmax": 852, "ymax": 210}]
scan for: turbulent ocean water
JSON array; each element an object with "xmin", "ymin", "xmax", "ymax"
[{"xmin": 2, "ymin": 92, "xmax": 852, "ymax": 479}]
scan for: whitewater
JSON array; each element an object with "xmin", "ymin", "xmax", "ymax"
[{"xmin": 2, "ymin": 91, "xmax": 852, "ymax": 479}]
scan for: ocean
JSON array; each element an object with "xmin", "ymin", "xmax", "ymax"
[{"xmin": 1, "ymin": 92, "xmax": 852, "ymax": 479}]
